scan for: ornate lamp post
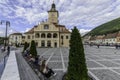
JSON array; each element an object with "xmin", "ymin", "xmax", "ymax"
[{"xmin": 0, "ymin": 20, "xmax": 10, "ymax": 50}]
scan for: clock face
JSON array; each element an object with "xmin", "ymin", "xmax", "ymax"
[
  {"xmin": 52, "ymin": 19, "xmax": 54, "ymax": 21},
  {"xmin": 51, "ymin": 14, "xmax": 55, "ymax": 16}
]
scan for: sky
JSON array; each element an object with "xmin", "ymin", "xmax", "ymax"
[{"xmin": 0, "ymin": 0, "xmax": 120, "ymax": 37}]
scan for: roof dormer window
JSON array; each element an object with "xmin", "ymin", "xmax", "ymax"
[{"xmin": 44, "ymin": 25, "xmax": 49, "ymax": 29}]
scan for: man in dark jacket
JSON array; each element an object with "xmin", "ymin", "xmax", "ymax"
[{"xmin": 7, "ymin": 46, "xmax": 10, "ymax": 55}]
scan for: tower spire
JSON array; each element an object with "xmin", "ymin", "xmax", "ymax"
[
  {"xmin": 49, "ymin": 0, "xmax": 56, "ymax": 11},
  {"xmin": 48, "ymin": 1, "xmax": 59, "ymax": 24},
  {"xmin": 53, "ymin": 0, "xmax": 54, "ymax": 3}
]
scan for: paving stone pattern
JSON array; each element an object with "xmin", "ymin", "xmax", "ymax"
[
  {"xmin": 0, "ymin": 48, "xmax": 8, "ymax": 78},
  {"xmin": 36, "ymin": 46, "xmax": 120, "ymax": 80},
  {"xmin": 17, "ymin": 46, "xmax": 120, "ymax": 80}
]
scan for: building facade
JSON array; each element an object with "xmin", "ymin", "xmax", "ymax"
[
  {"xmin": 104, "ymin": 33, "xmax": 118, "ymax": 45},
  {"xmin": 83, "ymin": 36, "xmax": 91, "ymax": 44},
  {"xmin": 95, "ymin": 35, "xmax": 105, "ymax": 44},
  {"xmin": 116, "ymin": 31, "xmax": 120, "ymax": 44},
  {"xmin": 9, "ymin": 33, "xmax": 22, "ymax": 45},
  {"xmin": 24, "ymin": 3, "xmax": 71, "ymax": 48},
  {"xmin": 84, "ymin": 31, "xmax": 120, "ymax": 45}
]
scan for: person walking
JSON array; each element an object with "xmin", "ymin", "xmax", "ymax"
[
  {"xmin": 97, "ymin": 44, "xmax": 100, "ymax": 48},
  {"xmin": 7, "ymin": 46, "xmax": 10, "ymax": 55}
]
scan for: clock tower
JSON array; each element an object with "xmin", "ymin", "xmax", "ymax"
[{"xmin": 48, "ymin": 2, "xmax": 59, "ymax": 24}]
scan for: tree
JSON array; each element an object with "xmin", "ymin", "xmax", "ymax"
[
  {"xmin": 23, "ymin": 42, "xmax": 29, "ymax": 52},
  {"xmin": 0, "ymin": 37, "xmax": 4, "ymax": 45},
  {"xmin": 29, "ymin": 40, "xmax": 37, "ymax": 57},
  {"xmin": 66, "ymin": 27, "xmax": 88, "ymax": 80}
]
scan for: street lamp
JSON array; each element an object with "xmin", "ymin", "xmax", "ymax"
[{"xmin": 0, "ymin": 20, "xmax": 10, "ymax": 50}]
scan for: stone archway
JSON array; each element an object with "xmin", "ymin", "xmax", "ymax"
[
  {"xmin": 41, "ymin": 40, "xmax": 45, "ymax": 47},
  {"xmin": 47, "ymin": 40, "xmax": 51, "ymax": 47}
]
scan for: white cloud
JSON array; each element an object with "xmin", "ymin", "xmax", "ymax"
[
  {"xmin": 79, "ymin": 29, "xmax": 91, "ymax": 34},
  {"xmin": 0, "ymin": 0, "xmax": 120, "ymax": 36},
  {"xmin": 25, "ymin": 28, "xmax": 31, "ymax": 32},
  {"xmin": 0, "ymin": 31, "xmax": 4, "ymax": 34},
  {"xmin": 68, "ymin": 28, "xmax": 90, "ymax": 36}
]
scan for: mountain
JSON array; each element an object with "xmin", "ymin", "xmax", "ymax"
[{"xmin": 86, "ymin": 17, "xmax": 120, "ymax": 36}]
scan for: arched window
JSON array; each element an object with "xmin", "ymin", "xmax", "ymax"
[
  {"xmin": 53, "ymin": 33, "xmax": 57, "ymax": 38},
  {"xmin": 47, "ymin": 33, "xmax": 52, "ymax": 38},
  {"xmin": 35, "ymin": 33, "xmax": 40, "ymax": 38},
  {"xmin": 44, "ymin": 25, "xmax": 49, "ymax": 29},
  {"xmin": 41, "ymin": 33, "xmax": 46, "ymax": 38}
]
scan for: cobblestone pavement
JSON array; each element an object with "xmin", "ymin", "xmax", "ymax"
[
  {"xmin": 85, "ymin": 45, "xmax": 120, "ymax": 80},
  {"xmin": 0, "ymin": 48, "xmax": 8, "ymax": 78},
  {"xmin": 0, "ymin": 46, "xmax": 17, "ymax": 78},
  {"xmin": 36, "ymin": 46, "xmax": 120, "ymax": 80}
]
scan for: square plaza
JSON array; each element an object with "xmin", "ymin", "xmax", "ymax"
[{"xmin": 21, "ymin": 45, "xmax": 120, "ymax": 80}]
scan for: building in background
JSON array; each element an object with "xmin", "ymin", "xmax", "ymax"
[
  {"xmin": 95, "ymin": 35, "xmax": 105, "ymax": 44},
  {"xmin": 116, "ymin": 31, "xmax": 120, "ymax": 44},
  {"xmin": 9, "ymin": 33, "xmax": 22, "ymax": 46},
  {"xmin": 104, "ymin": 32, "xmax": 118, "ymax": 45},
  {"xmin": 83, "ymin": 31, "xmax": 120, "ymax": 46},
  {"xmin": 83, "ymin": 36, "xmax": 91, "ymax": 44}
]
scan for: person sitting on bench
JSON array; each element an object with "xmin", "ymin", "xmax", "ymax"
[
  {"xmin": 24, "ymin": 49, "xmax": 30, "ymax": 57},
  {"xmin": 40, "ymin": 60, "xmax": 56, "ymax": 78},
  {"xmin": 28, "ymin": 55, "xmax": 35, "ymax": 63}
]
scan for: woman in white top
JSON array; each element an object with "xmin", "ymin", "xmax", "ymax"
[{"xmin": 40, "ymin": 60, "xmax": 56, "ymax": 78}]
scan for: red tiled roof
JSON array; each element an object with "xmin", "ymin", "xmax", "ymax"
[
  {"xmin": 53, "ymin": 24, "xmax": 70, "ymax": 33},
  {"xmin": 104, "ymin": 32, "xmax": 118, "ymax": 39},
  {"xmin": 96, "ymin": 35, "xmax": 105, "ymax": 39},
  {"xmin": 24, "ymin": 24, "xmax": 70, "ymax": 34},
  {"xmin": 117, "ymin": 31, "xmax": 120, "ymax": 37},
  {"xmin": 24, "ymin": 27, "xmax": 34, "ymax": 34},
  {"xmin": 90, "ymin": 36, "xmax": 96, "ymax": 40},
  {"xmin": 10, "ymin": 33, "xmax": 22, "ymax": 35}
]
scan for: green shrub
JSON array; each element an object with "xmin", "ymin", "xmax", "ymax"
[
  {"xmin": 23, "ymin": 42, "xmax": 29, "ymax": 53},
  {"xmin": 66, "ymin": 27, "xmax": 88, "ymax": 80},
  {"xmin": 29, "ymin": 40, "xmax": 37, "ymax": 57}
]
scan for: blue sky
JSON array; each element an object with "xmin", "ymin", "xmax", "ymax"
[{"xmin": 0, "ymin": 0, "xmax": 120, "ymax": 36}]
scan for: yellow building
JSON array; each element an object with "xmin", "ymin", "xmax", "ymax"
[
  {"xmin": 117, "ymin": 31, "xmax": 120, "ymax": 44},
  {"xmin": 9, "ymin": 33, "xmax": 23, "ymax": 45},
  {"xmin": 24, "ymin": 3, "xmax": 71, "ymax": 48}
]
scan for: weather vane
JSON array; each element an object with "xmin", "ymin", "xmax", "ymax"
[{"xmin": 53, "ymin": 0, "xmax": 54, "ymax": 3}]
